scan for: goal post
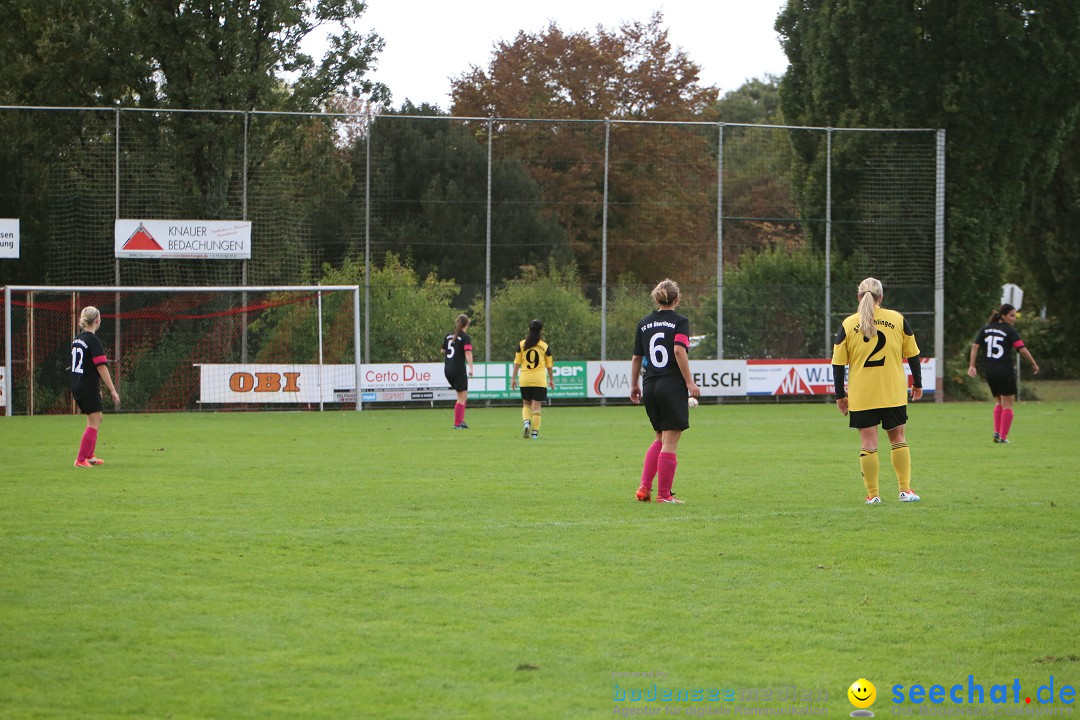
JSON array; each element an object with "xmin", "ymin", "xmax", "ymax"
[{"xmin": 2, "ymin": 285, "xmax": 362, "ymax": 416}]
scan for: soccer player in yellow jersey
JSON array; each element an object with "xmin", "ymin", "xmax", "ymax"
[
  {"xmin": 832, "ymin": 278, "xmax": 923, "ymax": 504},
  {"xmin": 510, "ymin": 319, "xmax": 554, "ymax": 439}
]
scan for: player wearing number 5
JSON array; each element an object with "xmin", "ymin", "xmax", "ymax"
[
  {"xmin": 630, "ymin": 279, "xmax": 701, "ymax": 504},
  {"xmin": 832, "ymin": 278, "xmax": 922, "ymax": 504},
  {"xmin": 510, "ymin": 319, "xmax": 554, "ymax": 439},
  {"xmin": 70, "ymin": 306, "xmax": 120, "ymax": 467},
  {"xmin": 966, "ymin": 304, "xmax": 1039, "ymax": 444},
  {"xmin": 442, "ymin": 313, "xmax": 474, "ymax": 429}
]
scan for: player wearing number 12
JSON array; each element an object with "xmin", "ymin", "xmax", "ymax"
[
  {"xmin": 630, "ymin": 279, "xmax": 701, "ymax": 504},
  {"xmin": 511, "ymin": 319, "xmax": 554, "ymax": 439},
  {"xmin": 832, "ymin": 278, "xmax": 922, "ymax": 504},
  {"xmin": 69, "ymin": 306, "xmax": 121, "ymax": 467}
]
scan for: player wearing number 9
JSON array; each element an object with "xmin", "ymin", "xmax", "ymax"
[
  {"xmin": 966, "ymin": 303, "xmax": 1039, "ymax": 444},
  {"xmin": 630, "ymin": 279, "xmax": 701, "ymax": 504},
  {"xmin": 69, "ymin": 306, "xmax": 121, "ymax": 468},
  {"xmin": 511, "ymin": 319, "xmax": 554, "ymax": 439},
  {"xmin": 832, "ymin": 278, "xmax": 922, "ymax": 504}
]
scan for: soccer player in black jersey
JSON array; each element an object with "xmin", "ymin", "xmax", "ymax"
[
  {"xmin": 967, "ymin": 303, "xmax": 1039, "ymax": 443},
  {"xmin": 70, "ymin": 306, "xmax": 120, "ymax": 467},
  {"xmin": 441, "ymin": 313, "xmax": 474, "ymax": 429},
  {"xmin": 630, "ymin": 279, "xmax": 701, "ymax": 504}
]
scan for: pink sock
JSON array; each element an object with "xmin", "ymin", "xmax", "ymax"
[
  {"xmin": 454, "ymin": 402, "xmax": 465, "ymax": 426},
  {"xmin": 1000, "ymin": 408, "xmax": 1014, "ymax": 439},
  {"xmin": 639, "ymin": 441, "xmax": 662, "ymax": 491},
  {"xmin": 993, "ymin": 404, "xmax": 1003, "ymax": 434},
  {"xmin": 657, "ymin": 452, "xmax": 678, "ymax": 499},
  {"xmin": 78, "ymin": 427, "xmax": 98, "ymax": 462}
]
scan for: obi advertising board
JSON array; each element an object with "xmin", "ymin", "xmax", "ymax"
[
  {"xmin": 196, "ymin": 361, "xmax": 589, "ymax": 404},
  {"xmin": 746, "ymin": 358, "xmax": 936, "ymax": 396},
  {"xmin": 0, "ymin": 366, "xmax": 5, "ymax": 408},
  {"xmin": 115, "ymin": 219, "xmax": 252, "ymax": 259}
]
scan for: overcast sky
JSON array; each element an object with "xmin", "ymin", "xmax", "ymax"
[{"xmin": 349, "ymin": 0, "xmax": 789, "ymax": 110}]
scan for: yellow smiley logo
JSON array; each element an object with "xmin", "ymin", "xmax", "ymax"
[{"xmin": 848, "ymin": 678, "xmax": 877, "ymax": 709}]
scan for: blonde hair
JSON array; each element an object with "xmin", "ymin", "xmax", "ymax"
[
  {"xmin": 651, "ymin": 279, "xmax": 680, "ymax": 307},
  {"xmin": 857, "ymin": 278, "xmax": 883, "ymax": 339},
  {"xmin": 78, "ymin": 306, "xmax": 101, "ymax": 330}
]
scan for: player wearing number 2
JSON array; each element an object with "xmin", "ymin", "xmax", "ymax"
[
  {"xmin": 966, "ymin": 303, "xmax": 1039, "ymax": 444},
  {"xmin": 70, "ymin": 306, "xmax": 120, "ymax": 467},
  {"xmin": 832, "ymin": 278, "xmax": 922, "ymax": 504},
  {"xmin": 630, "ymin": 279, "xmax": 701, "ymax": 504},
  {"xmin": 510, "ymin": 319, "xmax": 554, "ymax": 439}
]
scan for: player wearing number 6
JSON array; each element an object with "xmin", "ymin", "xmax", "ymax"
[
  {"xmin": 511, "ymin": 319, "xmax": 554, "ymax": 439},
  {"xmin": 966, "ymin": 304, "xmax": 1039, "ymax": 444},
  {"xmin": 630, "ymin": 279, "xmax": 701, "ymax": 504},
  {"xmin": 832, "ymin": 278, "xmax": 922, "ymax": 504},
  {"xmin": 69, "ymin": 306, "xmax": 120, "ymax": 467}
]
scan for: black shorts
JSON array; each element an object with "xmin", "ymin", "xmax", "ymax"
[
  {"xmin": 445, "ymin": 371, "xmax": 468, "ymax": 393},
  {"xmin": 985, "ymin": 370, "xmax": 1017, "ymax": 398},
  {"xmin": 849, "ymin": 405, "xmax": 908, "ymax": 431},
  {"xmin": 72, "ymin": 385, "xmax": 103, "ymax": 414},
  {"xmin": 520, "ymin": 386, "xmax": 548, "ymax": 402},
  {"xmin": 643, "ymin": 375, "xmax": 689, "ymax": 432}
]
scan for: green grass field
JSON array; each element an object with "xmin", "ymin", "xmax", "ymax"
[{"xmin": 2, "ymin": 402, "xmax": 1078, "ymax": 719}]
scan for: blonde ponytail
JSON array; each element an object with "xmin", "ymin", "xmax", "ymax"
[
  {"xmin": 857, "ymin": 278, "xmax": 883, "ymax": 339},
  {"xmin": 78, "ymin": 306, "xmax": 101, "ymax": 331}
]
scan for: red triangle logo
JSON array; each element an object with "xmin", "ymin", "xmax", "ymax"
[
  {"xmin": 122, "ymin": 223, "xmax": 163, "ymax": 251},
  {"xmin": 775, "ymin": 367, "xmax": 813, "ymax": 395}
]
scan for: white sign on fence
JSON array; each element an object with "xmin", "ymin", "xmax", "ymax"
[
  {"xmin": 0, "ymin": 365, "xmax": 5, "ymax": 407},
  {"xmin": 0, "ymin": 219, "xmax": 19, "ymax": 259},
  {"xmin": 115, "ymin": 219, "xmax": 252, "ymax": 259},
  {"xmin": 586, "ymin": 360, "xmax": 747, "ymax": 399},
  {"xmin": 747, "ymin": 358, "xmax": 936, "ymax": 396}
]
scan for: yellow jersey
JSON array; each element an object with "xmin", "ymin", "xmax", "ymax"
[
  {"xmin": 514, "ymin": 339, "xmax": 553, "ymax": 387},
  {"xmin": 831, "ymin": 307, "xmax": 919, "ymax": 411}
]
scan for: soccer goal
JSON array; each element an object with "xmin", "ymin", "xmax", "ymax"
[{"xmin": 2, "ymin": 285, "xmax": 361, "ymax": 415}]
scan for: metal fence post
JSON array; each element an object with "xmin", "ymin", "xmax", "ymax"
[
  {"xmin": 935, "ymin": 128, "xmax": 946, "ymax": 401},
  {"xmin": 717, "ymin": 122, "xmax": 724, "ymax": 360},
  {"xmin": 601, "ymin": 119, "xmax": 610, "ymax": 363},
  {"xmin": 824, "ymin": 128, "xmax": 834, "ymax": 356}
]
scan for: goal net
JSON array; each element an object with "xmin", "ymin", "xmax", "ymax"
[{"xmin": 2, "ymin": 286, "xmax": 360, "ymax": 415}]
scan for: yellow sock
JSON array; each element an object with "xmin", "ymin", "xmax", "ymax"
[
  {"xmin": 531, "ymin": 413, "xmax": 542, "ymax": 433},
  {"xmin": 860, "ymin": 450, "xmax": 880, "ymax": 499},
  {"xmin": 522, "ymin": 405, "xmax": 532, "ymax": 423},
  {"xmin": 891, "ymin": 442, "xmax": 911, "ymax": 492}
]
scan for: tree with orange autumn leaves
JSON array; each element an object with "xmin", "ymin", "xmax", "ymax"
[{"xmin": 450, "ymin": 12, "xmax": 722, "ymax": 285}]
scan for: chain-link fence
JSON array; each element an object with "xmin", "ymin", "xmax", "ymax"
[{"xmin": 1, "ymin": 106, "xmax": 944, "ymax": 411}]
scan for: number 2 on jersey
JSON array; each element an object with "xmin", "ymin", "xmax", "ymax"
[{"xmin": 863, "ymin": 333, "xmax": 887, "ymax": 367}]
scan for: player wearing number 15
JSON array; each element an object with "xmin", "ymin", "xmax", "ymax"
[
  {"xmin": 966, "ymin": 304, "xmax": 1039, "ymax": 444},
  {"xmin": 630, "ymin": 279, "xmax": 701, "ymax": 504},
  {"xmin": 832, "ymin": 278, "xmax": 922, "ymax": 504},
  {"xmin": 69, "ymin": 306, "xmax": 121, "ymax": 468}
]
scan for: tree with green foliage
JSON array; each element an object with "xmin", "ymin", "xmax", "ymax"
[
  {"xmin": 476, "ymin": 261, "xmax": 600, "ymax": 362},
  {"xmin": 775, "ymin": 1, "xmax": 1080, "ymax": 382},
  {"xmin": 364, "ymin": 102, "xmax": 570, "ymax": 289}
]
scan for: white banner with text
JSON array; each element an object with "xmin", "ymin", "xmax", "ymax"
[{"xmin": 115, "ymin": 219, "xmax": 252, "ymax": 259}]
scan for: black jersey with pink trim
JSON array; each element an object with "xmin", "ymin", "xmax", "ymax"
[
  {"xmin": 633, "ymin": 310, "xmax": 690, "ymax": 382},
  {"xmin": 973, "ymin": 322, "xmax": 1025, "ymax": 373},
  {"xmin": 442, "ymin": 331, "xmax": 472, "ymax": 376},
  {"xmin": 70, "ymin": 331, "xmax": 108, "ymax": 390}
]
